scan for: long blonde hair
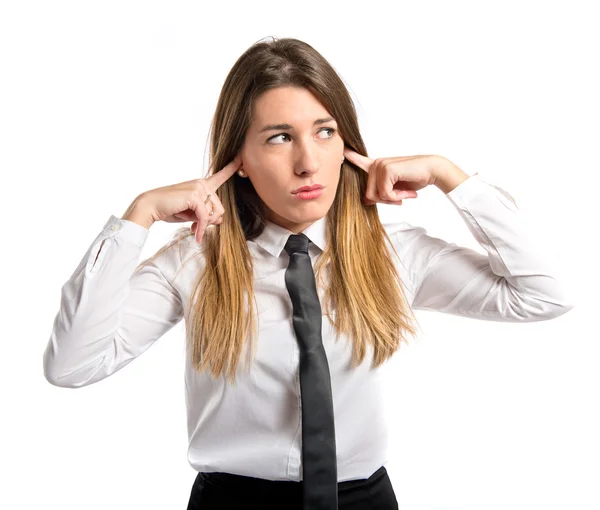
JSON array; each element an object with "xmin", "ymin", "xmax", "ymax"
[{"xmin": 135, "ymin": 37, "xmax": 421, "ymax": 385}]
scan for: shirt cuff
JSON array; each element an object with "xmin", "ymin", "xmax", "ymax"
[
  {"xmin": 445, "ymin": 172, "xmax": 519, "ymax": 212},
  {"xmin": 101, "ymin": 214, "xmax": 150, "ymax": 249}
]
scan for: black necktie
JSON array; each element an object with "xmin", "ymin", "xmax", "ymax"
[{"xmin": 284, "ymin": 233, "xmax": 338, "ymax": 510}]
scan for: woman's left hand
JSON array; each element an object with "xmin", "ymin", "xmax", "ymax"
[{"xmin": 343, "ymin": 148, "xmax": 442, "ymax": 205}]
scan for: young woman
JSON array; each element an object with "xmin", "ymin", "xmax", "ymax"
[{"xmin": 44, "ymin": 37, "xmax": 574, "ymax": 510}]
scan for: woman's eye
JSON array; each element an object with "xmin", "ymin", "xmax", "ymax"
[{"xmin": 267, "ymin": 127, "xmax": 336, "ymax": 145}]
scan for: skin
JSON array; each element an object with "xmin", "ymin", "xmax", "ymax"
[{"xmin": 238, "ymin": 86, "xmax": 345, "ymax": 234}]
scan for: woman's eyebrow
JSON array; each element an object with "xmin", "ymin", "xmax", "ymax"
[{"xmin": 259, "ymin": 116, "xmax": 336, "ymax": 133}]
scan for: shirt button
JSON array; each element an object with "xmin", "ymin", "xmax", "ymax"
[{"xmin": 111, "ymin": 223, "xmax": 121, "ymax": 232}]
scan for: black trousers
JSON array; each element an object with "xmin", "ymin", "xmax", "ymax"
[{"xmin": 186, "ymin": 465, "xmax": 399, "ymax": 509}]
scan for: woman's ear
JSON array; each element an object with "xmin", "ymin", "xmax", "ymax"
[{"xmin": 236, "ymin": 151, "xmax": 246, "ymax": 177}]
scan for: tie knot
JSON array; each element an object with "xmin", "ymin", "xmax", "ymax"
[{"xmin": 284, "ymin": 233, "xmax": 310, "ymax": 256}]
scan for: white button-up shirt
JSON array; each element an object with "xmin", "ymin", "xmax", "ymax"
[{"xmin": 43, "ymin": 173, "xmax": 574, "ymax": 482}]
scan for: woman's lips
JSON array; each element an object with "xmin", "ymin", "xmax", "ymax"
[
  {"xmin": 294, "ymin": 188, "xmax": 324, "ymax": 200},
  {"xmin": 292, "ymin": 185, "xmax": 324, "ymax": 194}
]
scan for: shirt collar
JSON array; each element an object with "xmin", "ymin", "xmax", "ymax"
[{"xmin": 252, "ymin": 215, "xmax": 327, "ymax": 258}]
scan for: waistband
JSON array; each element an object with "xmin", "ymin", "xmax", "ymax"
[{"xmin": 199, "ymin": 465, "xmax": 387, "ymax": 496}]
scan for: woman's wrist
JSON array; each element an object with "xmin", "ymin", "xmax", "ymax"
[{"xmin": 121, "ymin": 194, "xmax": 155, "ymax": 230}]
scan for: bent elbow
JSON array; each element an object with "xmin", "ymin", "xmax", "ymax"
[
  {"xmin": 42, "ymin": 350, "xmax": 106, "ymax": 389},
  {"xmin": 519, "ymin": 292, "xmax": 576, "ymax": 322},
  {"xmin": 547, "ymin": 299, "xmax": 576, "ymax": 320}
]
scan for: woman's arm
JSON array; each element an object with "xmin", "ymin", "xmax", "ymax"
[
  {"xmin": 43, "ymin": 215, "xmax": 186, "ymax": 388},
  {"xmin": 390, "ymin": 174, "xmax": 575, "ymax": 321}
]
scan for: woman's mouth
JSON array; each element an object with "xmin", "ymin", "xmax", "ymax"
[{"xmin": 294, "ymin": 188, "xmax": 324, "ymax": 200}]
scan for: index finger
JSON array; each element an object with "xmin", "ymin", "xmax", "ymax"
[
  {"xmin": 343, "ymin": 147, "xmax": 373, "ymax": 173},
  {"xmin": 207, "ymin": 154, "xmax": 243, "ymax": 189}
]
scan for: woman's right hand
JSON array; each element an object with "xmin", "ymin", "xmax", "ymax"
[{"xmin": 140, "ymin": 154, "xmax": 242, "ymax": 243}]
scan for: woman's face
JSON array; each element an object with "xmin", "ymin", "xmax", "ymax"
[{"xmin": 239, "ymin": 86, "xmax": 344, "ymax": 234}]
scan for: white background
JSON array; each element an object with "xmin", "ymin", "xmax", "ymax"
[{"xmin": 2, "ymin": 1, "xmax": 597, "ymax": 509}]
